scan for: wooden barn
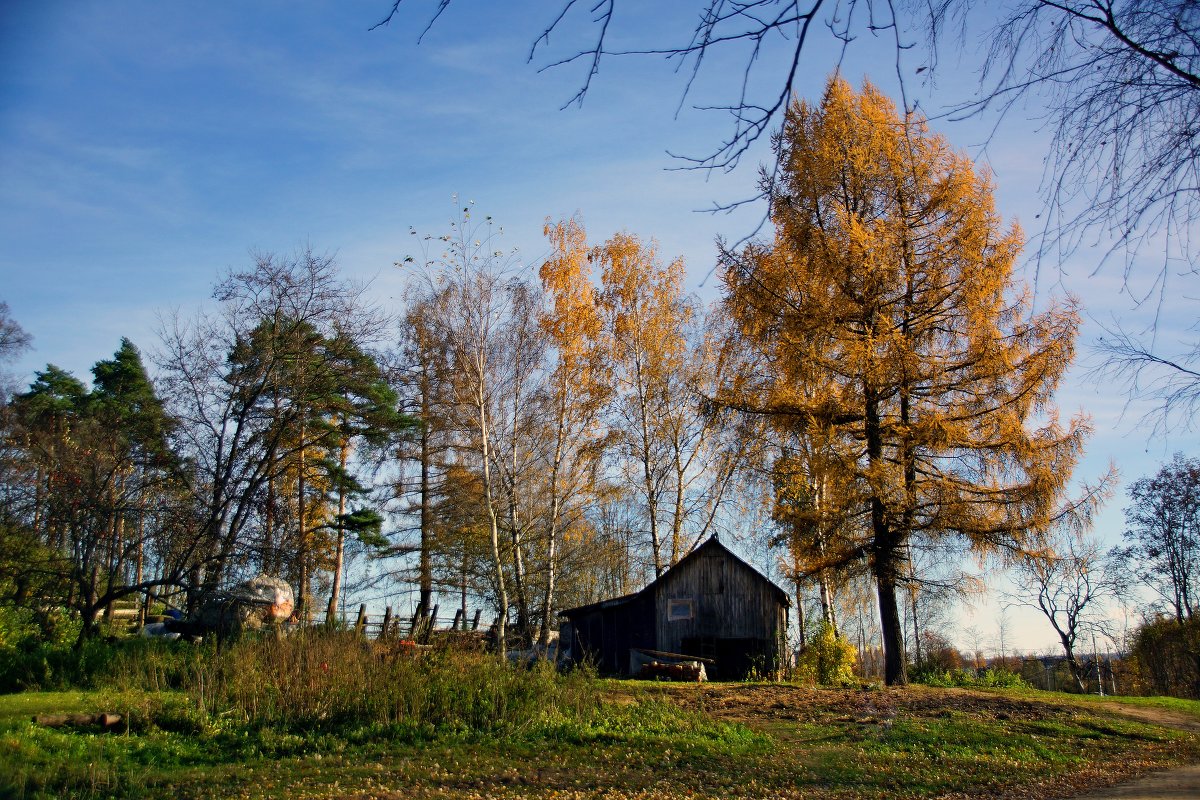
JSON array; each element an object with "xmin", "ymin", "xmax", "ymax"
[{"xmin": 557, "ymin": 535, "xmax": 789, "ymax": 679}]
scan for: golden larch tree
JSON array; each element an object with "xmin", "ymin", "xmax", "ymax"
[{"xmin": 720, "ymin": 76, "xmax": 1093, "ymax": 685}]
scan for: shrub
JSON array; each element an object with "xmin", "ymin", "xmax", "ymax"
[
  {"xmin": 0, "ymin": 628, "xmax": 115, "ymax": 693},
  {"xmin": 0, "ymin": 612, "xmax": 208, "ymax": 694},
  {"xmin": 794, "ymin": 620, "xmax": 857, "ymax": 686},
  {"xmin": 1131, "ymin": 616, "xmax": 1200, "ymax": 698},
  {"xmin": 911, "ymin": 666, "xmax": 1029, "ymax": 689},
  {"xmin": 0, "ymin": 605, "xmax": 42, "ymax": 652},
  {"xmin": 973, "ymin": 667, "xmax": 1030, "ymax": 689},
  {"xmin": 918, "ymin": 631, "xmax": 966, "ymax": 673}
]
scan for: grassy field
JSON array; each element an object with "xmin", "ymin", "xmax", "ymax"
[
  {"xmin": 1048, "ymin": 689, "xmax": 1200, "ymax": 717},
  {"xmin": 2, "ymin": 680, "xmax": 1198, "ymax": 800}
]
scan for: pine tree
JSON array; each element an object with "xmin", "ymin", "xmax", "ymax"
[
  {"xmin": 11, "ymin": 344, "xmax": 183, "ymax": 641},
  {"xmin": 319, "ymin": 329, "xmax": 413, "ymax": 622}
]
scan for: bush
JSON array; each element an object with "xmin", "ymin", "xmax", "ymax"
[
  {"xmin": 973, "ymin": 667, "xmax": 1030, "ymax": 688},
  {"xmin": 911, "ymin": 666, "xmax": 1029, "ymax": 689},
  {"xmin": 918, "ymin": 631, "xmax": 966, "ymax": 674},
  {"xmin": 794, "ymin": 620, "xmax": 857, "ymax": 686},
  {"xmin": 1131, "ymin": 616, "xmax": 1200, "ymax": 698},
  {"xmin": 2, "ymin": 637, "xmax": 106, "ymax": 692},
  {"xmin": 0, "ymin": 610, "xmax": 208, "ymax": 694}
]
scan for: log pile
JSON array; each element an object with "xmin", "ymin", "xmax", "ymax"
[{"xmin": 638, "ymin": 661, "xmax": 706, "ymax": 682}]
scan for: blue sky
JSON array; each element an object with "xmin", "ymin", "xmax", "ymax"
[{"xmin": 2, "ymin": 1, "xmax": 1194, "ymax": 653}]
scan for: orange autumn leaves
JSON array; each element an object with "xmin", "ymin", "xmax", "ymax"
[
  {"xmin": 540, "ymin": 218, "xmax": 736, "ymax": 577},
  {"xmin": 401, "ymin": 77, "xmax": 1090, "ymax": 680},
  {"xmin": 720, "ymin": 76, "xmax": 1094, "ymax": 683}
]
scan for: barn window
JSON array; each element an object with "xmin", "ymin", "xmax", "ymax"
[{"xmin": 667, "ymin": 598, "xmax": 694, "ymax": 621}]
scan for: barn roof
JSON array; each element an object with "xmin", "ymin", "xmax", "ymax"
[
  {"xmin": 674, "ymin": 535, "xmax": 791, "ymax": 606},
  {"xmin": 558, "ymin": 535, "xmax": 790, "ymax": 619},
  {"xmin": 556, "ymin": 589, "xmax": 645, "ymax": 618}
]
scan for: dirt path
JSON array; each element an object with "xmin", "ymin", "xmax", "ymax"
[{"xmin": 1070, "ymin": 704, "xmax": 1200, "ymax": 799}]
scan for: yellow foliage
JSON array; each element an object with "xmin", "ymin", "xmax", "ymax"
[
  {"xmin": 721, "ymin": 75, "xmax": 1100, "ymax": 683},
  {"xmin": 540, "ymin": 216, "xmax": 610, "ymax": 411},
  {"xmin": 795, "ymin": 621, "xmax": 858, "ymax": 686}
]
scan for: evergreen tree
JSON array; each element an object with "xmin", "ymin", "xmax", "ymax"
[{"xmin": 9, "ymin": 344, "xmax": 185, "ymax": 642}]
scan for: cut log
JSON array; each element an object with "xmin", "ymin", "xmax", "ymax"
[
  {"xmin": 638, "ymin": 661, "xmax": 706, "ymax": 682},
  {"xmin": 33, "ymin": 712, "xmax": 123, "ymax": 729}
]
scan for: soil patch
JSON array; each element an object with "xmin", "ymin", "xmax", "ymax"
[{"xmin": 1064, "ymin": 702, "xmax": 1200, "ymax": 799}]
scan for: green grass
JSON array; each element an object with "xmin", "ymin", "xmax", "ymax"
[
  {"xmin": 3, "ymin": 649, "xmax": 1200, "ymax": 799},
  {"xmin": 0, "ymin": 688, "xmax": 767, "ymax": 799},
  {"xmin": 10, "ymin": 684, "xmax": 1191, "ymax": 800},
  {"xmin": 841, "ymin": 714, "xmax": 1171, "ymax": 795},
  {"xmin": 967, "ymin": 683, "xmax": 1200, "ymax": 722},
  {"xmin": 0, "ymin": 691, "xmax": 93, "ymax": 722},
  {"xmin": 1065, "ymin": 692, "xmax": 1200, "ymax": 719},
  {"xmin": 732, "ymin": 704, "xmax": 1185, "ymax": 797}
]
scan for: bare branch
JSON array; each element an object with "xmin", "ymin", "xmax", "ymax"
[{"xmin": 1092, "ymin": 318, "xmax": 1200, "ymax": 436}]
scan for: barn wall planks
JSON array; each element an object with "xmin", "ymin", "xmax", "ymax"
[
  {"xmin": 558, "ymin": 536, "xmax": 789, "ymax": 679},
  {"xmin": 654, "ymin": 547, "xmax": 781, "ymax": 651}
]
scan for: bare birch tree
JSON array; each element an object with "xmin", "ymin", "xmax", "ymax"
[{"xmin": 403, "ymin": 207, "xmax": 526, "ymax": 657}]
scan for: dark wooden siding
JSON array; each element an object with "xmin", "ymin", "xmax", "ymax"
[
  {"xmin": 563, "ymin": 593, "xmax": 656, "ymax": 674},
  {"xmin": 654, "ymin": 547, "xmax": 786, "ymax": 677},
  {"xmin": 560, "ymin": 538, "xmax": 788, "ymax": 678}
]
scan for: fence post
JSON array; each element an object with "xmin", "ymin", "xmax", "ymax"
[
  {"xmin": 355, "ymin": 604, "xmax": 367, "ymax": 635},
  {"xmin": 451, "ymin": 608, "xmax": 463, "ymax": 631},
  {"xmin": 381, "ymin": 606, "xmax": 393, "ymax": 640},
  {"xmin": 408, "ymin": 608, "xmax": 421, "ymax": 638},
  {"xmin": 471, "ymin": 609, "xmax": 482, "ymax": 631},
  {"xmin": 421, "ymin": 604, "xmax": 439, "ymax": 643}
]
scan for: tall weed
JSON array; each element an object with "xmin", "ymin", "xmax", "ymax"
[{"xmin": 184, "ymin": 630, "xmax": 600, "ymax": 735}]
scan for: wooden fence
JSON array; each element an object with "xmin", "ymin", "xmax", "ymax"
[
  {"xmin": 119, "ymin": 593, "xmax": 495, "ymax": 644},
  {"xmin": 315, "ymin": 604, "xmax": 489, "ymax": 642}
]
